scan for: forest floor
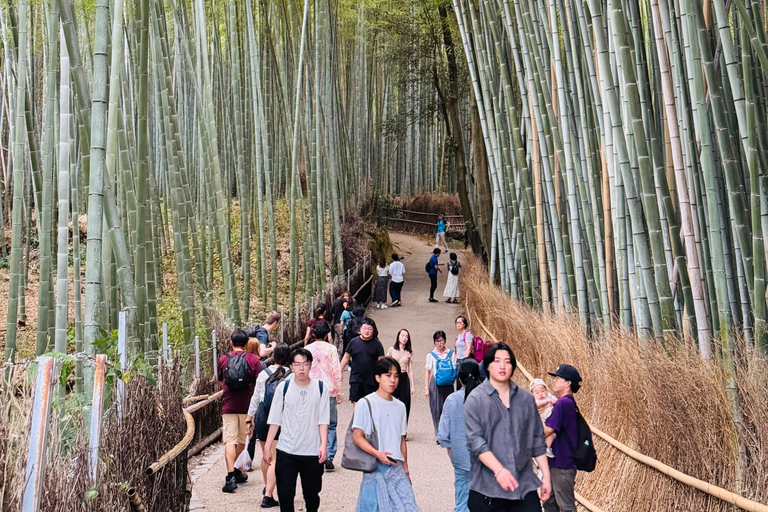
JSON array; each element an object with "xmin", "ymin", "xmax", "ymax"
[{"xmin": 189, "ymin": 231, "xmax": 468, "ymax": 511}]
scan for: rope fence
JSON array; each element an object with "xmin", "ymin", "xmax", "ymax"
[{"xmin": 466, "ymin": 308, "xmax": 768, "ymax": 512}]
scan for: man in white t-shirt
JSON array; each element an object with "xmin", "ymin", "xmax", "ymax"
[
  {"xmin": 351, "ymin": 357, "xmax": 420, "ymax": 510},
  {"xmin": 264, "ymin": 348, "xmax": 330, "ymax": 512},
  {"xmin": 389, "ymin": 253, "xmax": 406, "ymax": 307}
]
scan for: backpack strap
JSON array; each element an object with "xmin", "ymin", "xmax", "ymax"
[
  {"xmin": 318, "ymin": 380, "xmax": 324, "ymax": 395},
  {"xmin": 281, "ymin": 380, "xmax": 290, "ymax": 412}
]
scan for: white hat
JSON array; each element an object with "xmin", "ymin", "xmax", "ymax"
[{"xmin": 529, "ymin": 378, "xmax": 547, "ymax": 392}]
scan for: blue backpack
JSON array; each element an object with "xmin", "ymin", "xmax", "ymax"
[{"xmin": 432, "ymin": 350, "xmax": 457, "ymax": 386}]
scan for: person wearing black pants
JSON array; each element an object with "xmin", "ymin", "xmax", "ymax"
[
  {"xmin": 275, "ymin": 450, "xmax": 324, "ymax": 512},
  {"xmin": 427, "ymin": 248, "xmax": 442, "ymax": 302},
  {"xmin": 264, "ymin": 348, "xmax": 330, "ymax": 512}
]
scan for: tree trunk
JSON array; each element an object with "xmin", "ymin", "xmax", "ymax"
[{"xmin": 438, "ymin": 0, "xmax": 483, "ymax": 257}]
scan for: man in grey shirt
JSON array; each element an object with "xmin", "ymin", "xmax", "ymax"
[{"xmin": 464, "ymin": 343, "xmax": 551, "ymax": 511}]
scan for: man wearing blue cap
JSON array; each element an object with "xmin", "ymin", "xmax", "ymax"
[{"xmin": 542, "ymin": 364, "xmax": 582, "ymax": 512}]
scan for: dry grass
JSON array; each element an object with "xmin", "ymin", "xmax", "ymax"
[
  {"xmin": 1, "ymin": 365, "xmax": 188, "ymax": 511},
  {"xmin": 400, "ymin": 193, "xmax": 462, "ymax": 215},
  {"xmin": 460, "ymin": 255, "xmax": 767, "ymax": 511}
]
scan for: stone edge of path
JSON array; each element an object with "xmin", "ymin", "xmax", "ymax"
[{"xmin": 189, "ymin": 445, "xmax": 225, "ymax": 511}]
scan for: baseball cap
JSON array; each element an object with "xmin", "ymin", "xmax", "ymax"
[{"xmin": 548, "ymin": 364, "xmax": 582, "ymax": 384}]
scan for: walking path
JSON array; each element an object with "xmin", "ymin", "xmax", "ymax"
[{"xmin": 190, "ymin": 231, "xmax": 466, "ymax": 511}]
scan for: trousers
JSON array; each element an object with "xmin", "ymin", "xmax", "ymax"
[
  {"xmin": 429, "ymin": 274, "xmax": 438, "ymax": 299},
  {"xmin": 275, "ymin": 450, "xmax": 324, "ymax": 512},
  {"xmin": 390, "ymin": 280, "xmax": 404, "ymax": 302},
  {"xmin": 454, "ymin": 468, "xmax": 470, "ymax": 512},
  {"xmin": 542, "ymin": 467, "xmax": 577, "ymax": 512},
  {"xmin": 328, "ymin": 398, "xmax": 338, "ymax": 461},
  {"xmin": 468, "ymin": 490, "xmax": 542, "ymax": 512}
]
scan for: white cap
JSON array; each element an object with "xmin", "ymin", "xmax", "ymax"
[{"xmin": 529, "ymin": 378, "xmax": 547, "ymax": 392}]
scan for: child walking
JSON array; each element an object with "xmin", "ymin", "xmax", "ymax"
[
  {"xmin": 352, "ymin": 357, "xmax": 420, "ymax": 511},
  {"xmin": 443, "ymin": 253, "xmax": 461, "ymax": 303}
]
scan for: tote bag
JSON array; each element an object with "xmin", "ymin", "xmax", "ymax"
[{"xmin": 340, "ymin": 397, "xmax": 379, "ymax": 472}]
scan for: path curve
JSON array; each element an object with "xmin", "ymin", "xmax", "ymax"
[{"xmin": 190, "ymin": 231, "xmax": 466, "ymax": 511}]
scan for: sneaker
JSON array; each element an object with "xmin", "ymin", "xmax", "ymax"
[
  {"xmin": 547, "ymin": 447, "xmax": 555, "ymax": 458},
  {"xmin": 233, "ymin": 468, "xmax": 248, "ymax": 483},
  {"xmin": 445, "ymin": 298, "xmax": 452, "ymax": 303},
  {"xmin": 325, "ymin": 460, "xmax": 336, "ymax": 472},
  {"xmin": 429, "ymin": 298, "xmax": 438, "ymax": 303},
  {"xmin": 381, "ymin": 304, "xmax": 387, "ymax": 309},
  {"xmin": 376, "ymin": 303, "xmax": 381, "ymax": 308},
  {"xmin": 222, "ymin": 475, "xmax": 238, "ymax": 493},
  {"xmin": 261, "ymin": 495, "xmax": 279, "ymax": 508}
]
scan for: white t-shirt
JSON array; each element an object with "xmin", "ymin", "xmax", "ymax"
[
  {"xmin": 425, "ymin": 349, "xmax": 457, "ymax": 371},
  {"xmin": 377, "ymin": 265, "xmax": 390, "ymax": 277},
  {"xmin": 389, "ymin": 261, "xmax": 405, "ymax": 283},
  {"xmin": 352, "ymin": 392, "xmax": 408, "ymax": 461},
  {"xmin": 267, "ymin": 378, "xmax": 330, "ymax": 456}
]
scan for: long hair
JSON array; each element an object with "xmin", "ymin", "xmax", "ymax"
[
  {"xmin": 393, "ymin": 329, "xmax": 413, "ymax": 353},
  {"xmin": 458, "ymin": 359, "xmax": 482, "ymax": 401},
  {"xmin": 266, "ymin": 343, "xmax": 291, "ymax": 384}
]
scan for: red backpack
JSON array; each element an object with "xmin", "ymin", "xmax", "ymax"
[{"xmin": 472, "ymin": 336, "xmax": 491, "ymax": 363}]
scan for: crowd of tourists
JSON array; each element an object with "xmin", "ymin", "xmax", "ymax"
[{"xmin": 213, "ymin": 234, "xmax": 593, "ymax": 511}]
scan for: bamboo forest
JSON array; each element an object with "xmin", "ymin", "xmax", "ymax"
[{"xmin": 1, "ymin": 0, "xmax": 768, "ymax": 508}]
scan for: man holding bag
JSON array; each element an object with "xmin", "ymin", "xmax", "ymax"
[{"xmin": 349, "ymin": 357, "xmax": 420, "ymax": 511}]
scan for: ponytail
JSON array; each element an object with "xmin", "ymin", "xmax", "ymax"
[{"xmin": 463, "ymin": 373, "xmax": 482, "ymax": 401}]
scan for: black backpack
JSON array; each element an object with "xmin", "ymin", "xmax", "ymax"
[
  {"xmin": 254, "ymin": 369, "xmax": 290, "ymax": 441},
  {"xmin": 425, "ymin": 260, "xmax": 433, "ymax": 273},
  {"xmin": 450, "ymin": 261, "xmax": 460, "ymax": 275},
  {"xmin": 224, "ymin": 352, "xmax": 254, "ymax": 392},
  {"xmin": 568, "ymin": 399, "xmax": 597, "ymax": 472}
]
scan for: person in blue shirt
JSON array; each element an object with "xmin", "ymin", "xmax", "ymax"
[
  {"xmin": 438, "ymin": 359, "xmax": 483, "ymax": 512},
  {"xmin": 428, "ymin": 248, "xmax": 443, "ymax": 302},
  {"xmin": 436, "ymin": 214, "xmax": 450, "ymax": 250}
]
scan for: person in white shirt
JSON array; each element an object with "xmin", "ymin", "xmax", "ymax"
[
  {"xmin": 389, "ymin": 253, "xmax": 406, "ymax": 307},
  {"xmin": 352, "ymin": 357, "xmax": 420, "ymax": 511},
  {"xmin": 264, "ymin": 348, "xmax": 330, "ymax": 512}
]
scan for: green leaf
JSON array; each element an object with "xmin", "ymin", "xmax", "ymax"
[{"xmin": 84, "ymin": 488, "xmax": 99, "ymax": 502}]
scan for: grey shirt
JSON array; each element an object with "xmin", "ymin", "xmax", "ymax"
[{"xmin": 464, "ymin": 380, "xmax": 547, "ymax": 501}]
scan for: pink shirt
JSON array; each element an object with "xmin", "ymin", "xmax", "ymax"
[{"xmin": 306, "ymin": 341, "xmax": 342, "ymax": 397}]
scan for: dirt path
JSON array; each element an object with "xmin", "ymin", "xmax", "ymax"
[{"xmin": 191, "ymin": 231, "xmax": 467, "ymax": 511}]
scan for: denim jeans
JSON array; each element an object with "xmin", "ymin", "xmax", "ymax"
[
  {"xmin": 454, "ymin": 467, "xmax": 470, "ymax": 512},
  {"xmin": 328, "ymin": 397, "xmax": 338, "ymax": 461}
]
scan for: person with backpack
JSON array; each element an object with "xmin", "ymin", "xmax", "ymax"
[
  {"xmin": 464, "ymin": 343, "xmax": 551, "ymax": 511},
  {"xmin": 542, "ymin": 365, "xmax": 589, "ymax": 512},
  {"xmin": 425, "ymin": 330, "xmax": 457, "ymax": 437},
  {"xmin": 342, "ymin": 305, "xmax": 366, "ymax": 356},
  {"xmin": 306, "ymin": 322, "xmax": 344, "ymax": 472},
  {"xmin": 264, "ymin": 348, "xmax": 330, "ymax": 512},
  {"xmin": 246, "ymin": 343, "xmax": 291, "ymax": 507},
  {"xmin": 427, "ymin": 248, "xmax": 443, "ymax": 303},
  {"xmin": 444, "ymin": 253, "xmax": 462, "ymax": 303},
  {"xmin": 218, "ymin": 329, "xmax": 261, "ymax": 493},
  {"xmin": 247, "ymin": 311, "xmax": 282, "ymax": 358},
  {"xmin": 351, "ymin": 357, "xmax": 421, "ymax": 511},
  {"xmin": 340, "ymin": 318, "xmax": 385, "ymax": 403},
  {"xmin": 438, "ymin": 359, "xmax": 483, "ymax": 512}
]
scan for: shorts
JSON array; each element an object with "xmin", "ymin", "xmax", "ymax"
[
  {"xmin": 222, "ymin": 414, "xmax": 248, "ymax": 445},
  {"xmin": 349, "ymin": 381, "xmax": 378, "ymax": 403}
]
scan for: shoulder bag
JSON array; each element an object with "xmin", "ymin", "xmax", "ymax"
[{"xmin": 340, "ymin": 397, "xmax": 379, "ymax": 472}]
